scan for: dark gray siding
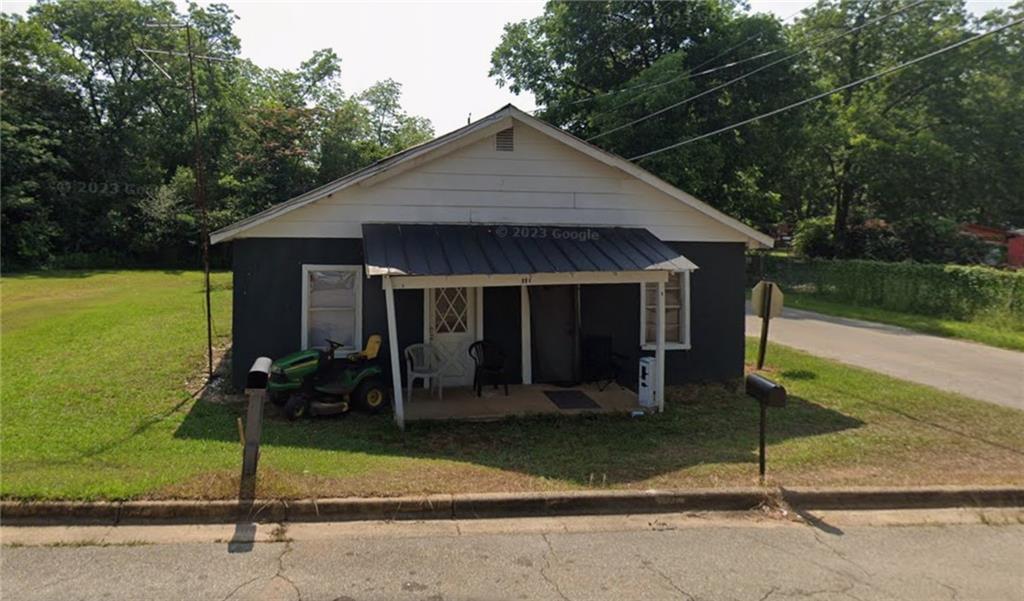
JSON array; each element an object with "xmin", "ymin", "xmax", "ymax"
[
  {"xmin": 579, "ymin": 242, "xmax": 746, "ymax": 387},
  {"xmin": 231, "ymin": 238, "xmax": 744, "ymax": 390},
  {"xmin": 230, "ymin": 238, "xmax": 423, "ymax": 389}
]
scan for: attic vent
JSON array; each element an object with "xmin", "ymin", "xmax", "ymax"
[{"xmin": 495, "ymin": 127, "xmax": 514, "ymax": 152}]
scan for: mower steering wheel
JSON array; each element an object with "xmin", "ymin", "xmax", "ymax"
[{"xmin": 324, "ymin": 338, "xmax": 344, "ymax": 353}]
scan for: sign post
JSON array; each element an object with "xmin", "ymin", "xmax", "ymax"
[{"xmin": 751, "ymin": 280, "xmax": 784, "ymax": 370}]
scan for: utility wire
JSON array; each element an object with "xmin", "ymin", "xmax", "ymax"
[
  {"xmin": 629, "ymin": 17, "xmax": 1024, "ymax": 161},
  {"xmin": 587, "ymin": 0, "xmax": 929, "ymax": 142},
  {"xmin": 533, "ymin": 4, "xmax": 810, "ymax": 117},
  {"xmin": 586, "ymin": 47, "xmax": 777, "ymax": 119},
  {"xmin": 584, "ymin": 5, "xmax": 812, "ymax": 119},
  {"xmin": 557, "ymin": 33, "xmax": 774, "ymax": 110},
  {"xmin": 526, "ymin": 11, "xmax": 663, "ymax": 116}
]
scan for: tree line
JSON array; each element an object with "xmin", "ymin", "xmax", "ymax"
[
  {"xmin": 3, "ymin": 0, "xmax": 1022, "ymax": 270},
  {"xmin": 491, "ymin": 0, "xmax": 1023, "ymax": 262},
  {"xmin": 2, "ymin": 0, "xmax": 432, "ymax": 269}
]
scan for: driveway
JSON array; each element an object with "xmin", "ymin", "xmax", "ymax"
[{"xmin": 745, "ymin": 304, "xmax": 1024, "ymax": 411}]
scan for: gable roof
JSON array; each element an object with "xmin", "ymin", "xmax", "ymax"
[{"xmin": 210, "ymin": 105, "xmax": 772, "ymax": 248}]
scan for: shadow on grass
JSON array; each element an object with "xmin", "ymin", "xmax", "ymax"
[{"xmin": 173, "ymin": 387, "xmax": 864, "ymax": 487}]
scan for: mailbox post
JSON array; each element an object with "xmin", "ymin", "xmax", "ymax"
[
  {"xmin": 241, "ymin": 357, "xmax": 271, "ymax": 499},
  {"xmin": 745, "ymin": 374, "xmax": 787, "ymax": 482}
]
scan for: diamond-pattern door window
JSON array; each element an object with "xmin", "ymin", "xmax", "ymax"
[{"xmin": 433, "ymin": 288, "xmax": 468, "ymax": 334}]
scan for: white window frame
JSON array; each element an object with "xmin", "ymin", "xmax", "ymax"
[
  {"xmin": 639, "ymin": 270, "xmax": 691, "ymax": 351},
  {"xmin": 301, "ymin": 264, "xmax": 363, "ymax": 355}
]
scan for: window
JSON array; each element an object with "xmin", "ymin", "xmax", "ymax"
[
  {"xmin": 495, "ymin": 127, "xmax": 514, "ymax": 151},
  {"xmin": 301, "ymin": 265, "xmax": 362, "ymax": 354},
  {"xmin": 433, "ymin": 287, "xmax": 469, "ymax": 334},
  {"xmin": 640, "ymin": 271, "xmax": 691, "ymax": 350}
]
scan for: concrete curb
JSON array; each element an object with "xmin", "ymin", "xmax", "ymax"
[
  {"xmin": 2, "ymin": 486, "xmax": 1021, "ymax": 525},
  {"xmin": 780, "ymin": 485, "xmax": 1024, "ymax": 510}
]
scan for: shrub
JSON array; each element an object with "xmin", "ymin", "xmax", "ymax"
[
  {"xmin": 762, "ymin": 256, "xmax": 1024, "ymax": 325},
  {"xmin": 792, "ymin": 217, "xmax": 835, "ymax": 258},
  {"xmin": 893, "ymin": 217, "xmax": 991, "ymax": 265},
  {"xmin": 847, "ymin": 222, "xmax": 908, "ymax": 262}
]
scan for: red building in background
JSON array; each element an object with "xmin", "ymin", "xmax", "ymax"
[
  {"xmin": 1008, "ymin": 233, "xmax": 1024, "ymax": 268},
  {"xmin": 960, "ymin": 224, "xmax": 1024, "ymax": 268}
]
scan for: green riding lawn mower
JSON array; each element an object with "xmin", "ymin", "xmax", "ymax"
[{"xmin": 268, "ymin": 334, "xmax": 388, "ymax": 420}]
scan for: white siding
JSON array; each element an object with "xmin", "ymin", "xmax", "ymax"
[{"xmin": 240, "ymin": 126, "xmax": 745, "ymax": 242}]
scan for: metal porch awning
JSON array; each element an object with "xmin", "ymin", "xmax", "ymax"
[{"xmin": 361, "ymin": 223, "xmax": 698, "ymax": 279}]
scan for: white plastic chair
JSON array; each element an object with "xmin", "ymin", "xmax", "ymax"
[{"xmin": 404, "ymin": 343, "xmax": 447, "ymax": 402}]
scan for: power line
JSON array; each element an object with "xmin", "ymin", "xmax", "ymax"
[
  {"xmin": 532, "ymin": 4, "xmax": 810, "ymax": 117},
  {"xmin": 629, "ymin": 17, "xmax": 1024, "ymax": 161},
  {"xmin": 136, "ymin": 20, "xmax": 232, "ymax": 379},
  {"xmin": 584, "ymin": 5, "xmax": 812, "ymax": 119},
  {"xmin": 585, "ymin": 46, "xmax": 778, "ymax": 120},
  {"xmin": 587, "ymin": 0, "xmax": 929, "ymax": 142},
  {"xmin": 553, "ymin": 33, "xmax": 775, "ymax": 112}
]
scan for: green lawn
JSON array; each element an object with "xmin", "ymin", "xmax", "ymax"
[
  {"xmin": 2, "ymin": 270, "xmax": 1023, "ymax": 500},
  {"xmin": 782, "ymin": 292, "xmax": 1024, "ymax": 352}
]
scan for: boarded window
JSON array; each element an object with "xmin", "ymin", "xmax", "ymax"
[{"xmin": 495, "ymin": 127, "xmax": 514, "ymax": 152}]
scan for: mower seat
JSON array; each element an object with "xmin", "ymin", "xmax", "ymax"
[{"xmin": 345, "ymin": 334, "xmax": 382, "ymax": 363}]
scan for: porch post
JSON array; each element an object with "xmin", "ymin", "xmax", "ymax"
[
  {"xmin": 475, "ymin": 287, "xmax": 484, "ymax": 339},
  {"xmin": 383, "ymin": 276, "xmax": 405, "ymax": 430},
  {"xmin": 520, "ymin": 285, "xmax": 532, "ymax": 384},
  {"xmin": 655, "ymin": 279, "xmax": 666, "ymax": 413}
]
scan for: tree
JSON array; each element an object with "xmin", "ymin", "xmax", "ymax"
[
  {"xmin": 359, "ymin": 79, "xmax": 433, "ymax": 149},
  {"xmin": 491, "ymin": 1, "xmax": 815, "ymax": 230},
  {"xmin": 1, "ymin": 0, "xmax": 434, "ymax": 269}
]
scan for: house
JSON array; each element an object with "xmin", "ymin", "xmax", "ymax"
[{"xmin": 212, "ymin": 105, "xmax": 772, "ymax": 428}]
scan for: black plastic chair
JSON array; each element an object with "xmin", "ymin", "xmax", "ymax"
[
  {"xmin": 468, "ymin": 340, "xmax": 509, "ymax": 397},
  {"xmin": 582, "ymin": 335, "xmax": 626, "ymax": 391}
]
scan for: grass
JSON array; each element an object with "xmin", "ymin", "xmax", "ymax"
[
  {"xmin": 781, "ymin": 291, "xmax": 1024, "ymax": 352},
  {"xmin": 2, "ymin": 270, "xmax": 1023, "ymax": 501}
]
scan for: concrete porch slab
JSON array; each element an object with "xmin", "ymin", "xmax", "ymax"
[{"xmin": 404, "ymin": 382, "xmax": 642, "ymax": 421}]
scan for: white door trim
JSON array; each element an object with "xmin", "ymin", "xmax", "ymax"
[{"xmin": 425, "ymin": 286, "xmax": 481, "ymax": 386}]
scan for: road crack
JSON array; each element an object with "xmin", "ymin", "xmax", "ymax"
[
  {"xmin": 539, "ymin": 534, "xmax": 570, "ymax": 601},
  {"xmin": 639, "ymin": 559, "xmax": 696, "ymax": 600},
  {"xmin": 274, "ymin": 539, "xmax": 302, "ymax": 601},
  {"xmin": 221, "ymin": 575, "xmax": 263, "ymax": 601}
]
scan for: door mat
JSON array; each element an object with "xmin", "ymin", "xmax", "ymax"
[{"xmin": 544, "ymin": 390, "xmax": 601, "ymax": 410}]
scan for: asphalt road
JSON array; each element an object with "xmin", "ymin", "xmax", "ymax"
[
  {"xmin": 745, "ymin": 304, "xmax": 1024, "ymax": 411},
  {"xmin": 3, "ymin": 511, "xmax": 1023, "ymax": 600}
]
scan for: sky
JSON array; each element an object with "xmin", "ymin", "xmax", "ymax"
[{"xmin": 2, "ymin": 0, "xmax": 1014, "ymax": 134}]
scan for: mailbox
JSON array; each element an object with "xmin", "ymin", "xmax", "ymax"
[
  {"xmin": 746, "ymin": 374, "xmax": 787, "ymax": 407},
  {"xmin": 246, "ymin": 356, "xmax": 272, "ymax": 390}
]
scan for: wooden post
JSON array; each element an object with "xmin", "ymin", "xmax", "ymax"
[
  {"xmin": 655, "ymin": 279, "xmax": 666, "ymax": 413},
  {"xmin": 475, "ymin": 286, "xmax": 484, "ymax": 340},
  {"xmin": 383, "ymin": 277, "xmax": 405, "ymax": 430},
  {"xmin": 759, "ymin": 402, "xmax": 767, "ymax": 482},
  {"xmin": 756, "ymin": 282, "xmax": 774, "ymax": 370},
  {"xmin": 520, "ymin": 285, "xmax": 532, "ymax": 385}
]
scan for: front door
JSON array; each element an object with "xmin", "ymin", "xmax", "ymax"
[
  {"xmin": 530, "ymin": 285, "xmax": 580, "ymax": 385},
  {"xmin": 429, "ymin": 287, "xmax": 477, "ymax": 386}
]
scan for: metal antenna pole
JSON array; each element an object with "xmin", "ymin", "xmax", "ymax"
[{"xmin": 185, "ymin": 23, "xmax": 214, "ymax": 378}]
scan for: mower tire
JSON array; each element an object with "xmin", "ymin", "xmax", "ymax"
[
  {"xmin": 269, "ymin": 391, "xmax": 288, "ymax": 406},
  {"xmin": 354, "ymin": 379, "xmax": 388, "ymax": 414},
  {"xmin": 283, "ymin": 394, "xmax": 309, "ymax": 421}
]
